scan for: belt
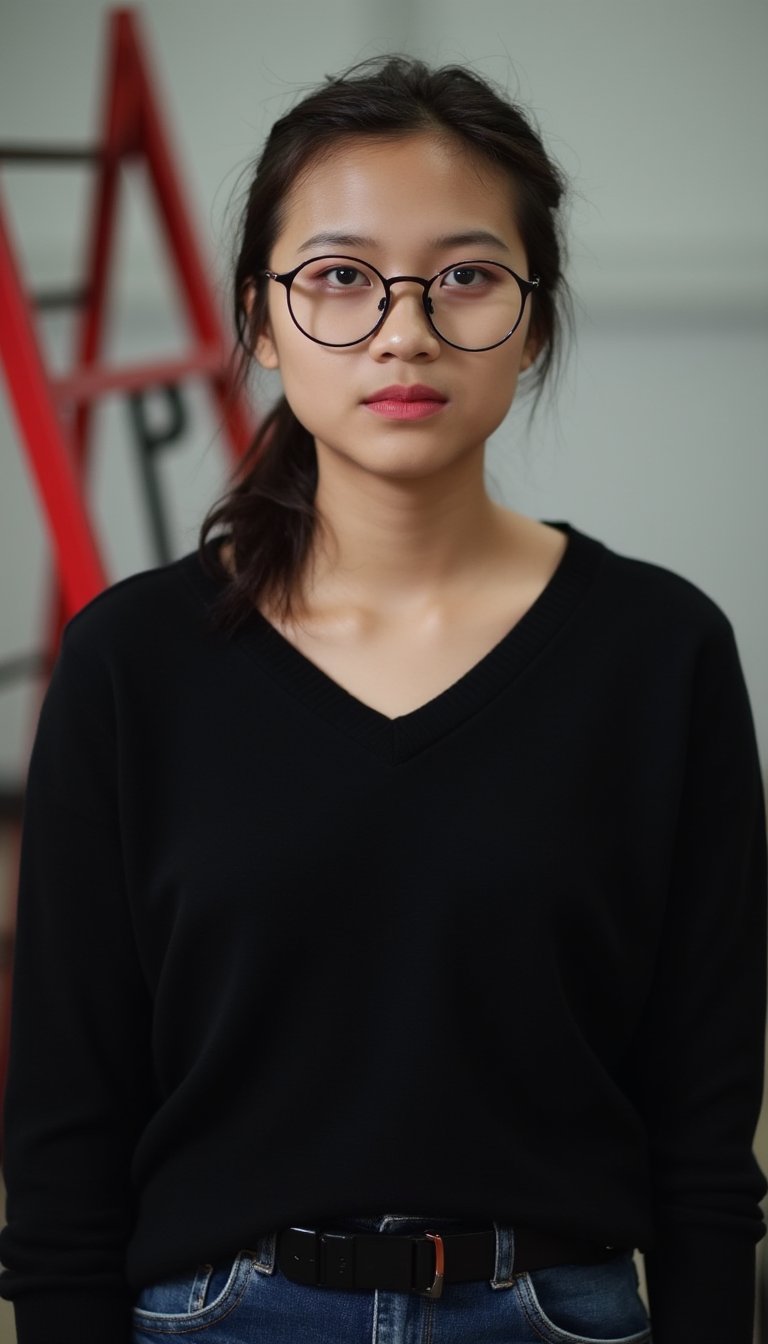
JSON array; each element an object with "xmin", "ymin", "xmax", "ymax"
[{"xmin": 277, "ymin": 1224, "xmax": 621, "ymax": 1299}]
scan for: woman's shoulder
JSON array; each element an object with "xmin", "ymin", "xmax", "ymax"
[
  {"xmin": 565, "ymin": 519, "xmax": 736, "ymax": 643},
  {"xmin": 58, "ymin": 547, "xmax": 214, "ymax": 665}
]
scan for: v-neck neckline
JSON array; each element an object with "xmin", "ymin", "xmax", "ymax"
[{"xmin": 183, "ymin": 520, "xmax": 606, "ymax": 765}]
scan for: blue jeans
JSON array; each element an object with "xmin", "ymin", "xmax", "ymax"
[{"xmin": 130, "ymin": 1213, "xmax": 653, "ymax": 1343}]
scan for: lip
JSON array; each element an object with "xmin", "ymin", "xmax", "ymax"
[
  {"xmin": 362, "ymin": 383, "xmax": 448, "ymax": 420},
  {"xmin": 363, "ymin": 383, "xmax": 448, "ymax": 404}
]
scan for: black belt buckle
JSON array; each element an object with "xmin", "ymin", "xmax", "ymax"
[
  {"xmin": 279, "ymin": 1226, "xmax": 359, "ymax": 1290},
  {"xmin": 278, "ymin": 1226, "xmax": 321, "ymax": 1286},
  {"xmin": 279, "ymin": 1224, "xmax": 451, "ymax": 1297}
]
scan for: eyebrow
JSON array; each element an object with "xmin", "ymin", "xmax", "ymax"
[{"xmin": 297, "ymin": 229, "xmax": 511, "ymax": 254}]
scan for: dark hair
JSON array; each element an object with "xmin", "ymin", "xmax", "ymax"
[{"xmin": 200, "ymin": 55, "xmax": 571, "ymax": 631}]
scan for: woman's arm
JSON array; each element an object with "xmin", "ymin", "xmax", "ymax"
[
  {"xmin": 0, "ymin": 619, "xmax": 155, "ymax": 1344},
  {"xmin": 624, "ymin": 613, "xmax": 767, "ymax": 1343}
]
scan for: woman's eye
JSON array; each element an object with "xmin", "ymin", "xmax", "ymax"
[
  {"xmin": 319, "ymin": 267, "xmax": 368, "ymax": 288},
  {"xmin": 442, "ymin": 267, "xmax": 486, "ymax": 288}
]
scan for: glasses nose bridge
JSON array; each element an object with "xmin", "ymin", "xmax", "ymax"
[
  {"xmin": 380, "ymin": 273, "xmax": 433, "ymax": 323},
  {"xmin": 385, "ymin": 273, "xmax": 431, "ymax": 297}
]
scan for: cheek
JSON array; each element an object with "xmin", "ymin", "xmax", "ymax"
[
  {"xmin": 277, "ymin": 348, "xmax": 344, "ymax": 428},
  {"xmin": 485, "ymin": 343, "xmax": 527, "ymax": 400},
  {"xmin": 464, "ymin": 349, "xmax": 526, "ymax": 432}
]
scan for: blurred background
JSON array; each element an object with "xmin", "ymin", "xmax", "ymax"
[{"xmin": 0, "ymin": 1, "xmax": 767, "ymax": 1339}]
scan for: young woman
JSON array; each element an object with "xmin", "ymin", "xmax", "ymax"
[{"xmin": 0, "ymin": 56, "xmax": 765, "ymax": 1344}]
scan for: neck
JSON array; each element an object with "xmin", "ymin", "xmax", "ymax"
[{"xmin": 303, "ymin": 443, "xmax": 517, "ymax": 621}]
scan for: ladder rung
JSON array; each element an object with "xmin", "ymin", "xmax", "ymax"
[
  {"xmin": 0, "ymin": 789, "xmax": 24, "ymax": 824},
  {"xmin": 0, "ymin": 651, "xmax": 47, "ymax": 686},
  {"xmin": 0, "ymin": 146, "xmax": 103, "ymax": 165},
  {"xmin": 34, "ymin": 288, "xmax": 90, "ymax": 311},
  {"xmin": 51, "ymin": 349, "xmax": 228, "ymax": 405}
]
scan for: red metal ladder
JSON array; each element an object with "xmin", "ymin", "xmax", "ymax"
[
  {"xmin": 0, "ymin": 5, "xmax": 254, "ymax": 615},
  {"xmin": 0, "ymin": 6, "xmax": 257, "ymax": 1128}
]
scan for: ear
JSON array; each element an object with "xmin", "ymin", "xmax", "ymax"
[
  {"xmin": 255, "ymin": 326, "xmax": 280, "ymax": 370},
  {"xmin": 520, "ymin": 327, "xmax": 542, "ymax": 373},
  {"xmin": 243, "ymin": 281, "xmax": 280, "ymax": 370}
]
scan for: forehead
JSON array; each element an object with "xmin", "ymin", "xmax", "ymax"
[{"xmin": 274, "ymin": 131, "xmax": 523, "ymax": 262}]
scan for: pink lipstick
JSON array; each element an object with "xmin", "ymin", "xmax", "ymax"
[{"xmin": 362, "ymin": 383, "xmax": 448, "ymax": 420}]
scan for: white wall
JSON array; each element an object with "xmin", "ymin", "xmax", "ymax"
[
  {"xmin": 407, "ymin": 0, "xmax": 768, "ymax": 319},
  {"xmin": 1, "ymin": 0, "xmax": 767, "ymax": 781}
]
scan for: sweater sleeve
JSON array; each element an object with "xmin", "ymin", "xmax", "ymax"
[
  {"xmin": 0, "ymin": 619, "xmax": 155, "ymax": 1343},
  {"xmin": 626, "ymin": 613, "xmax": 767, "ymax": 1344}
]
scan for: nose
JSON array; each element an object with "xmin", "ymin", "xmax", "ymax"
[{"xmin": 367, "ymin": 280, "xmax": 441, "ymax": 361}]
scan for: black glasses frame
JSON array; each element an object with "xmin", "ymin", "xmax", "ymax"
[{"xmin": 257, "ymin": 254, "xmax": 540, "ymax": 352}]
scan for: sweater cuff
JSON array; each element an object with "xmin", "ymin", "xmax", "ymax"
[
  {"xmin": 12, "ymin": 1289, "xmax": 132, "ymax": 1344},
  {"xmin": 643, "ymin": 1224, "xmax": 759, "ymax": 1344}
]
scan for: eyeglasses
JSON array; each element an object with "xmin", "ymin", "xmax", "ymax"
[{"xmin": 257, "ymin": 255, "xmax": 540, "ymax": 352}]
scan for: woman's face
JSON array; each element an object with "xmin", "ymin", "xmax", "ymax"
[{"xmin": 253, "ymin": 131, "xmax": 539, "ymax": 480}]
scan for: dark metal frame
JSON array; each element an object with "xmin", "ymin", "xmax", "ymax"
[{"xmin": 258, "ymin": 254, "xmax": 540, "ymax": 352}]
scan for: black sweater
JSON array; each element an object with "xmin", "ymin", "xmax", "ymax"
[{"xmin": 0, "ymin": 521, "xmax": 766, "ymax": 1344}]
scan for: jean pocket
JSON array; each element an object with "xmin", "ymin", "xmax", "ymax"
[
  {"xmin": 131, "ymin": 1249, "xmax": 256, "ymax": 1335},
  {"xmin": 513, "ymin": 1251, "xmax": 652, "ymax": 1344}
]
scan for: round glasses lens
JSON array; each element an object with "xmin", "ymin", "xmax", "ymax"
[
  {"xmin": 288, "ymin": 257, "xmax": 387, "ymax": 345},
  {"xmin": 427, "ymin": 263, "xmax": 523, "ymax": 349}
]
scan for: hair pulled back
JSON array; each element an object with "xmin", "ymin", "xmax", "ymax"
[{"xmin": 200, "ymin": 55, "xmax": 570, "ymax": 630}]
